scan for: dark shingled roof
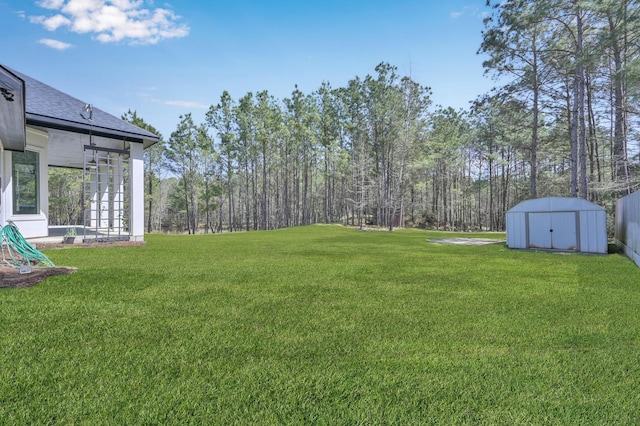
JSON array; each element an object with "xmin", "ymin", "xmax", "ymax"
[
  {"xmin": 0, "ymin": 65, "xmax": 26, "ymax": 151},
  {"xmin": 6, "ymin": 66, "xmax": 159, "ymax": 145}
]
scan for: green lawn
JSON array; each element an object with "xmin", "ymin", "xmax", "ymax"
[{"xmin": 1, "ymin": 225, "xmax": 639, "ymax": 424}]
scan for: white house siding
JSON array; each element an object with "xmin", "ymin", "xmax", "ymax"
[
  {"xmin": 0, "ymin": 146, "xmax": 3, "ymax": 227},
  {"xmin": 129, "ymin": 142, "xmax": 144, "ymax": 242},
  {"xmin": 3, "ymin": 127, "xmax": 49, "ymax": 238},
  {"xmin": 616, "ymin": 190, "xmax": 640, "ymax": 267}
]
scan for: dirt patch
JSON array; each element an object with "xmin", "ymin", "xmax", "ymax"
[
  {"xmin": 428, "ymin": 238, "xmax": 504, "ymax": 245},
  {"xmin": 32, "ymin": 240, "xmax": 146, "ymax": 250},
  {"xmin": 0, "ymin": 266, "xmax": 77, "ymax": 289}
]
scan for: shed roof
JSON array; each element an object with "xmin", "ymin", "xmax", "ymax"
[
  {"xmin": 508, "ymin": 197, "xmax": 605, "ymax": 213},
  {"xmin": 3, "ymin": 65, "xmax": 159, "ymax": 148}
]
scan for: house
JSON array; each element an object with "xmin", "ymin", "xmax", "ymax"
[{"xmin": 0, "ymin": 64, "xmax": 159, "ymax": 241}]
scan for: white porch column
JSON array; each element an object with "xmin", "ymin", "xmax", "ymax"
[
  {"xmin": 112, "ymin": 153, "xmax": 124, "ymax": 230},
  {"xmin": 89, "ymin": 166, "xmax": 99, "ymax": 228},
  {"xmin": 98, "ymin": 162, "xmax": 110, "ymax": 228},
  {"xmin": 129, "ymin": 142, "xmax": 144, "ymax": 241}
]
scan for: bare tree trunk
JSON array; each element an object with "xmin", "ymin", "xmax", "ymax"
[
  {"xmin": 147, "ymin": 170, "xmax": 153, "ymax": 233},
  {"xmin": 609, "ymin": 11, "xmax": 630, "ymax": 192},
  {"xmin": 570, "ymin": 72, "xmax": 580, "ymax": 197},
  {"xmin": 227, "ymin": 158, "xmax": 233, "ymax": 232},
  {"xmin": 325, "ymin": 149, "xmax": 330, "ymax": 223},
  {"xmin": 530, "ymin": 32, "xmax": 539, "ymax": 199},
  {"xmin": 576, "ymin": 9, "xmax": 588, "ymax": 199},
  {"xmin": 261, "ymin": 143, "xmax": 268, "ymax": 230},
  {"xmin": 585, "ymin": 72, "xmax": 602, "ymax": 198}
]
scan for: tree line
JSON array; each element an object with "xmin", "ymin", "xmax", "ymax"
[{"xmin": 49, "ymin": 0, "xmax": 640, "ymax": 234}]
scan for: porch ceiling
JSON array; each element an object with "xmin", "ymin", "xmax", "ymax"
[{"xmin": 48, "ymin": 129, "xmax": 132, "ymax": 169}]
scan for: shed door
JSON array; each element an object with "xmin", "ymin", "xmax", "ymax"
[{"xmin": 528, "ymin": 212, "xmax": 578, "ymax": 250}]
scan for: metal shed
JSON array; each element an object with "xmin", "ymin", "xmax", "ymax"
[
  {"xmin": 615, "ymin": 190, "xmax": 640, "ymax": 267},
  {"xmin": 506, "ymin": 197, "xmax": 607, "ymax": 254}
]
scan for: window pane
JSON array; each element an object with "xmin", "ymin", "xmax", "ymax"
[{"xmin": 12, "ymin": 150, "xmax": 39, "ymax": 215}]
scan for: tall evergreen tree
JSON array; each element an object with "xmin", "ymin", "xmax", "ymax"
[
  {"xmin": 206, "ymin": 91, "xmax": 238, "ymax": 231},
  {"xmin": 164, "ymin": 114, "xmax": 202, "ymax": 234}
]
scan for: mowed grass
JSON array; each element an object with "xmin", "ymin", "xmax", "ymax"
[{"xmin": 1, "ymin": 225, "xmax": 640, "ymax": 424}]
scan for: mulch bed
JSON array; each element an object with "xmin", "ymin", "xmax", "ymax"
[
  {"xmin": 0, "ymin": 240, "xmax": 145, "ymax": 289},
  {"xmin": 0, "ymin": 266, "xmax": 77, "ymax": 289}
]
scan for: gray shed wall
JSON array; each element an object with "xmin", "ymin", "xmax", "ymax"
[{"xmin": 616, "ymin": 190, "xmax": 640, "ymax": 266}]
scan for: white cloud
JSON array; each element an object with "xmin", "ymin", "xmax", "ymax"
[
  {"xmin": 138, "ymin": 89, "xmax": 208, "ymax": 109},
  {"xmin": 30, "ymin": 0, "xmax": 189, "ymax": 45},
  {"xmin": 30, "ymin": 14, "xmax": 72, "ymax": 30},
  {"xmin": 160, "ymin": 99, "xmax": 209, "ymax": 109},
  {"xmin": 451, "ymin": 5, "xmax": 484, "ymax": 20},
  {"xmin": 38, "ymin": 38, "xmax": 73, "ymax": 50},
  {"xmin": 36, "ymin": 0, "xmax": 66, "ymax": 9}
]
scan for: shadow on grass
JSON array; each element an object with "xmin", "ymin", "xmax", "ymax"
[{"xmin": 608, "ymin": 241, "xmax": 623, "ymax": 255}]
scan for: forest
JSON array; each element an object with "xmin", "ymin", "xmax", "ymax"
[{"xmin": 48, "ymin": 0, "xmax": 640, "ymax": 234}]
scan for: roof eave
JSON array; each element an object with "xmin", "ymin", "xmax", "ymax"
[
  {"xmin": 26, "ymin": 113, "xmax": 160, "ymax": 145},
  {"xmin": 0, "ymin": 65, "xmax": 27, "ymax": 151}
]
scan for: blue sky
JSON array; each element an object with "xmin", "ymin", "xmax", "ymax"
[{"xmin": 1, "ymin": 0, "xmax": 496, "ymax": 139}]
